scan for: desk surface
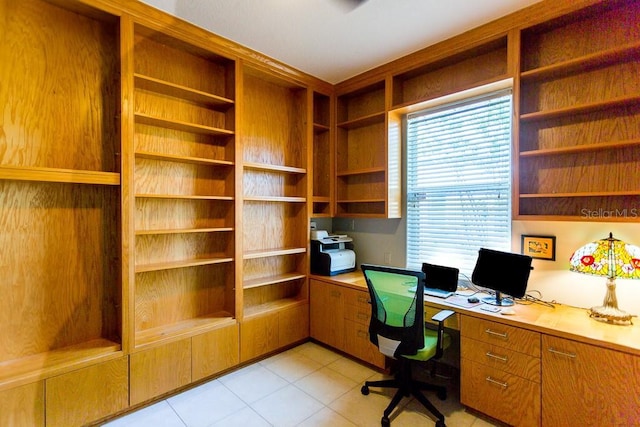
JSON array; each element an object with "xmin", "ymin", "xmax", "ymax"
[{"xmin": 311, "ymin": 272, "xmax": 640, "ymax": 357}]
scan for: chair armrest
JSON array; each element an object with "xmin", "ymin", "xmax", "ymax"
[
  {"xmin": 430, "ymin": 310, "xmax": 455, "ymax": 360},
  {"xmin": 430, "ymin": 309, "xmax": 455, "ymax": 323}
]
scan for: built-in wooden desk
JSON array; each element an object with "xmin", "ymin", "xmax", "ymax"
[{"xmin": 310, "ymin": 272, "xmax": 640, "ymax": 427}]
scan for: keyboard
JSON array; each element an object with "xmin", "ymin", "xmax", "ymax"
[{"xmin": 424, "ymin": 288, "xmax": 454, "ymax": 298}]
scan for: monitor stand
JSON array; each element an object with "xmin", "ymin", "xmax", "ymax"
[{"xmin": 481, "ymin": 291, "xmax": 515, "ymax": 306}]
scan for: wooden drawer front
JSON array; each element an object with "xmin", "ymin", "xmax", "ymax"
[
  {"xmin": 344, "ymin": 303, "xmax": 371, "ymax": 325},
  {"xmin": 343, "ymin": 286, "xmax": 370, "ymax": 309},
  {"xmin": 0, "ymin": 382, "xmax": 44, "ymax": 427},
  {"xmin": 461, "ymin": 316, "xmax": 540, "ymax": 357},
  {"xmin": 130, "ymin": 340, "xmax": 192, "ymax": 405},
  {"xmin": 461, "ymin": 358, "xmax": 540, "ymax": 427},
  {"xmin": 425, "ymin": 304, "xmax": 460, "ymax": 330},
  {"xmin": 462, "ymin": 337, "xmax": 540, "ymax": 382},
  {"xmin": 46, "ymin": 357, "xmax": 129, "ymax": 427},
  {"xmin": 192, "ymin": 324, "xmax": 239, "ymax": 382},
  {"xmin": 344, "ymin": 319, "xmax": 386, "ymax": 368}
]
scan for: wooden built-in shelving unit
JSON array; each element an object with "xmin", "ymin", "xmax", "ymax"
[{"xmin": 515, "ymin": 1, "xmax": 640, "ymax": 220}]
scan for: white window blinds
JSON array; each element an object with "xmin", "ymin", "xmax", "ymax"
[{"xmin": 406, "ymin": 90, "xmax": 512, "ymax": 277}]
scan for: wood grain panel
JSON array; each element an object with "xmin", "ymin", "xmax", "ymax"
[
  {"xmin": 0, "ymin": 382, "xmax": 44, "ymax": 427},
  {"xmin": 518, "ymin": 195, "xmax": 640, "ymax": 219},
  {"xmin": 242, "ymin": 72, "xmax": 306, "ymax": 168},
  {"xmin": 135, "ymin": 198, "xmax": 234, "ymax": 231},
  {"xmin": 542, "ymin": 335, "xmax": 640, "ymax": 425},
  {"xmin": 278, "ymin": 304, "xmax": 309, "ymax": 347},
  {"xmin": 135, "ymin": 264, "xmax": 233, "ymax": 332},
  {"xmin": 337, "ymin": 172, "xmax": 385, "ymax": 200},
  {"xmin": 135, "ymin": 231, "xmax": 233, "ymax": 266},
  {"xmin": 337, "ymin": 83, "xmax": 385, "ymax": 122},
  {"xmin": 135, "ymin": 158, "xmax": 233, "ymax": 197},
  {"xmin": 393, "ymin": 42, "xmax": 507, "ymax": 107},
  {"xmin": 242, "ymin": 202, "xmax": 306, "ymax": 251},
  {"xmin": 313, "ymin": 130, "xmax": 331, "ymax": 198},
  {"xmin": 243, "ymin": 280, "xmax": 305, "ymax": 310},
  {"xmin": 461, "ymin": 336, "xmax": 540, "ymax": 382},
  {"xmin": 336, "ymin": 123, "xmax": 385, "ymax": 172},
  {"xmin": 0, "ymin": 181, "xmax": 119, "ymax": 362},
  {"xmin": 519, "ymin": 105, "xmax": 640, "ymax": 152},
  {"xmin": 519, "ymin": 147, "xmax": 640, "ymax": 194},
  {"xmin": 521, "ymin": 61, "xmax": 640, "ymax": 114},
  {"xmin": 242, "ymin": 253, "xmax": 305, "ymax": 283},
  {"xmin": 192, "ymin": 324, "xmax": 239, "ymax": 381},
  {"xmin": 310, "ymin": 280, "xmax": 345, "ymax": 349},
  {"xmin": 135, "ymin": 123, "xmax": 234, "ymax": 162},
  {"xmin": 0, "ymin": 0, "xmax": 118, "ymax": 172},
  {"xmin": 135, "ymin": 90, "xmax": 229, "ymax": 130},
  {"xmin": 134, "ymin": 31, "xmax": 230, "ymax": 98},
  {"xmin": 521, "ymin": 2, "xmax": 640, "ymax": 71},
  {"xmin": 240, "ymin": 312, "xmax": 279, "ymax": 362},
  {"xmin": 45, "ymin": 357, "xmax": 128, "ymax": 427},
  {"xmin": 243, "ymin": 169, "xmax": 305, "ymax": 198},
  {"xmin": 130, "ymin": 339, "xmax": 192, "ymax": 405}
]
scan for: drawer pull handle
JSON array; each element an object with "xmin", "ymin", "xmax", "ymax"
[
  {"xmin": 357, "ymin": 312, "xmax": 368, "ymax": 320},
  {"xmin": 357, "ymin": 330, "xmax": 368, "ymax": 338},
  {"xmin": 485, "ymin": 329, "xmax": 508, "ymax": 339},
  {"xmin": 358, "ymin": 296, "xmax": 368, "ymax": 304},
  {"xmin": 486, "ymin": 352, "xmax": 508, "ymax": 362},
  {"xmin": 331, "ymin": 290, "xmax": 341, "ymax": 298},
  {"xmin": 485, "ymin": 376, "xmax": 508, "ymax": 389},
  {"xmin": 548, "ymin": 348, "xmax": 576, "ymax": 358}
]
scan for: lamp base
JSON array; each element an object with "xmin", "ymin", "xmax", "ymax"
[{"xmin": 589, "ymin": 305, "xmax": 635, "ymax": 325}]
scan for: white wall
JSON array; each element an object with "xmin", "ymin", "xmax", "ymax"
[{"xmin": 325, "ymin": 216, "xmax": 640, "ymax": 314}]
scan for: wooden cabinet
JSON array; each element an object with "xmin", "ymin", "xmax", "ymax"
[
  {"xmin": 542, "ymin": 335, "xmax": 640, "ymax": 426},
  {"xmin": 312, "ymin": 91, "xmax": 334, "ymax": 217},
  {"xmin": 516, "ymin": 2, "xmax": 640, "ymax": 220},
  {"xmin": 335, "ymin": 80, "xmax": 401, "ymax": 218},
  {"xmin": 0, "ymin": 0, "xmax": 123, "ymax": 407},
  {"xmin": 239, "ymin": 66, "xmax": 310, "ymax": 361},
  {"xmin": 130, "ymin": 24, "xmax": 238, "ymax": 354},
  {"xmin": 310, "ymin": 279, "xmax": 385, "ymax": 369},
  {"xmin": 0, "ymin": 382, "xmax": 44, "ymax": 427},
  {"xmin": 460, "ymin": 316, "xmax": 541, "ymax": 427}
]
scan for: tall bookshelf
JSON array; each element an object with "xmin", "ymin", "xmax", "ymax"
[
  {"xmin": 129, "ymin": 24, "xmax": 238, "ymax": 402},
  {"xmin": 312, "ymin": 91, "xmax": 334, "ymax": 217},
  {"xmin": 240, "ymin": 67, "xmax": 310, "ymax": 361}
]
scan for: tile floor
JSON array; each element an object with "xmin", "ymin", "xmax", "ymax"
[{"xmin": 103, "ymin": 342, "xmax": 502, "ymax": 427}]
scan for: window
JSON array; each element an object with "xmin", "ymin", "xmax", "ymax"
[{"xmin": 406, "ymin": 89, "xmax": 512, "ymax": 277}]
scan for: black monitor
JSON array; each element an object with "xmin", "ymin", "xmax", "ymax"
[
  {"xmin": 471, "ymin": 248, "xmax": 533, "ymax": 306},
  {"xmin": 421, "ymin": 263, "xmax": 459, "ymax": 292}
]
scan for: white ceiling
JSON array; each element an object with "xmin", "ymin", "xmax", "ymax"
[{"xmin": 141, "ymin": 0, "xmax": 542, "ymax": 84}]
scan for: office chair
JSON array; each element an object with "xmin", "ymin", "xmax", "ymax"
[{"xmin": 360, "ymin": 264, "xmax": 455, "ymax": 427}]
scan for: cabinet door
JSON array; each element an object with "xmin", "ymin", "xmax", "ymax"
[
  {"xmin": 0, "ymin": 382, "xmax": 44, "ymax": 427},
  {"xmin": 542, "ymin": 335, "xmax": 640, "ymax": 426},
  {"xmin": 130, "ymin": 340, "xmax": 192, "ymax": 405},
  {"xmin": 192, "ymin": 324, "xmax": 239, "ymax": 382},
  {"xmin": 279, "ymin": 303, "xmax": 309, "ymax": 347},
  {"xmin": 46, "ymin": 357, "xmax": 128, "ymax": 427},
  {"xmin": 310, "ymin": 280, "xmax": 345, "ymax": 349},
  {"xmin": 240, "ymin": 312, "xmax": 280, "ymax": 362}
]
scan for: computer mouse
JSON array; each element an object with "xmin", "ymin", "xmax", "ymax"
[
  {"xmin": 501, "ymin": 307, "xmax": 516, "ymax": 315},
  {"xmin": 467, "ymin": 297, "xmax": 479, "ymax": 303}
]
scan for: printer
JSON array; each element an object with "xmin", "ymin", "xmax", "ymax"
[{"xmin": 310, "ymin": 230, "xmax": 356, "ymax": 276}]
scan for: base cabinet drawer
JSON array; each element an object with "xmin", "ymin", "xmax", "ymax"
[{"xmin": 461, "ymin": 358, "xmax": 540, "ymax": 427}]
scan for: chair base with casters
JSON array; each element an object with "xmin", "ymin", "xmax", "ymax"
[{"xmin": 361, "ymin": 357, "xmax": 447, "ymax": 427}]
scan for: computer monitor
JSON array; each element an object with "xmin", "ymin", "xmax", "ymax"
[
  {"xmin": 421, "ymin": 263, "xmax": 459, "ymax": 292},
  {"xmin": 471, "ymin": 248, "xmax": 533, "ymax": 306}
]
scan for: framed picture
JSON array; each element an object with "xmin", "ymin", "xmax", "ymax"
[{"xmin": 521, "ymin": 235, "xmax": 556, "ymax": 261}]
